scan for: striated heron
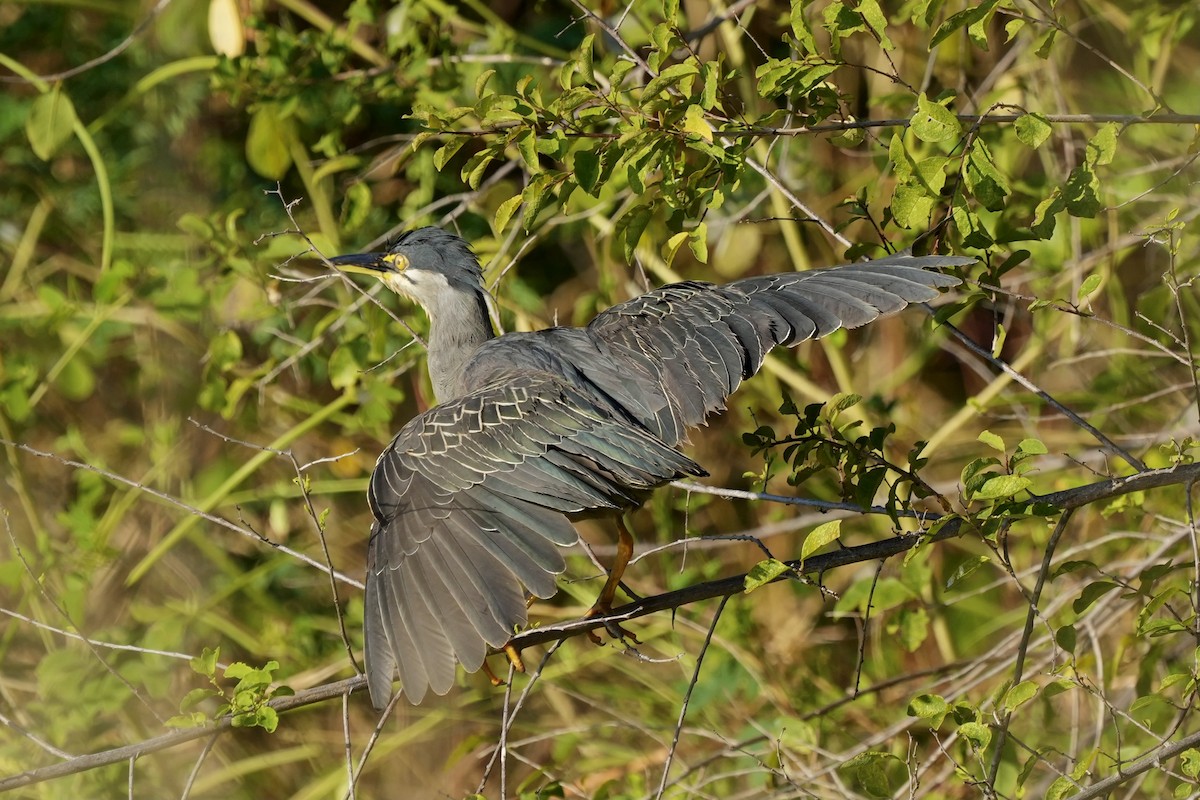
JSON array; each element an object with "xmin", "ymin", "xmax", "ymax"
[{"xmin": 331, "ymin": 226, "xmax": 970, "ymax": 709}]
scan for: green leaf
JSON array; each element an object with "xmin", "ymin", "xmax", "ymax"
[
  {"xmin": 515, "ymin": 129, "xmax": 539, "ymax": 171},
  {"xmin": 224, "ymin": 662, "xmax": 252, "ymax": 680},
  {"xmin": 930, "ymin": 0, "xmax": 1000, "ymax": 49},
  {"xmin": 1130, "ymin": 693, "xmax": 1171, "ymax": 723},
  {"xmin": 1046, "ymin": 776, "xmax": 1076, "ymax": 800},
  {"xmin": 744, "ymin": 558, "xmax": 792, "ymax": 593},
  {"xmin": 328, "ymin": 345, "xmax": 360, "ymax": 389},
  {"xmin": 800, "ymin": 520, "xmax": 841, "ymax": 564},
  {"xmin": 907, "ymin": 693, "xmax": 949, "ymax": 728},
  {"xmin": 851, "ymin": 577, "xmax": 914, "ymax": 614},
  {"xmin": 55, "ymin": 357, "xmax": 95, "ymax": 402},
  {"xmin": 680, "ymin": 104, "xmax": 713, "ymax": 142},
  {"xmin": 843, "ymin": 751, "xmax": 898, "ymax": 797},
  {"xmin": 857, "ymin": 0, "xmax": 893, "ymax": 50},
  {"xmin": 1002, "ymin": 680, "xmax": 1038, "ymax": 712},
  {"xmin": 663, "ymin": 230, "xmax": 689, "ymax": 265},
  {"xmin": 1052, "ymin": 560, "xmax": 1094, "ymax": 579},
  {"xmin": 1034, "ymin": 27, "xmax": 1057, "ymax": 59},
  {"xmin": 911, "ymin": 93, "xmax": 961, "ymax": 143},
  {"xmin": 26, "ymin": 84, "xmax": 79, "ymax": 160},
  {"xmin": 700, "ymin": 61, "xmax": 720, "ymax": 109},
  {"xmin": 958, "ymin": 721, "xmax": 992, "ymax": 750},
  {"xmin": 433, "ymin": 135, "xmax": 468, "ymax": 171},
  {"xmin": 245, "ymin": 105, "xmax": 294, "ymax": 180},
  {"xmin": 977, "ymin": 430, "xmax": 1006, "ymax": 452},
  {"xmin": 891, "ymin": 183, "xmax": 935, "ymax": 228},
  {"xmin": 1087, "ymin": 123, "xmax": 1118, "ymax": 166},
  {"xmin": 493, "ymin": 194, "xmax": 522, "ymax": 234},
  {"xmin": 1073, "ymin": 580, "xmax": 1119, "ymax": 614},
  {"xmin": 619, "ymin": 205, "xmax": 652, "ymax": 261},
  {"xmin": 191, "ymin": 647, "xmax": 219, "ymax": 677},
  {"xmin": 609, "ymin": 59, "xmax": 636, "ymax": 92},
  {"xmin": 1136, "ymin": 586, "xmax": 1189, "ymax": 636},
  {"xmin": 1031, "ymin": 191, "xmax": 1065, "ymax": 238},
  {"xmin": 1077, "ymin": 273, "xmax": 1102, "ymax": 300},
  {"xmin": 1015, "ymin": 438, "xmax": 1048, "ymax": 456},
  {"xmin": 945, "ymin": 556, "xmax": 989, "ymax": 589},
  {"xmin": 341, "ymin": 181, "xmax": 372, "ymax": 232},
  {"xmin": 964, "ymin": 138, "xmax": 1009, "ymax": 210},
  {"xmin": 1056, "ymin": 623, "xmax": 1077, "ymax": 654},
  {"xmin": 789, "ymin": 0, "xmax": 815, "ymax": 50},
  {"xmin": 574, "ymin": 149, "xmax": 601, "ymax": 195},
  {"xmin": 888, "ymin": 133, "xmax": 912, "ymax": 180},
  {"xmin": 578, "ymin": 34, "xmax": 596, "ymax": 84},
  {"xmin": 474, "ymin": 68, "xmax": 496, "ymax": 98},
  {"xmin": 643, "ymin": 62, "xmax": 699, "ymax": 101},
  {"xmin": 1180, "ymin": 749, "xmax": 1200, "ymax": 779},
  {"xmin": 913, "ymin": 156, "xmax": 949, "ymax": 193},
  {"xmin": 520, "ymin": 173, "xmax": 556, "ymax": 229},
  {"xmin": 256, "ymin": 706, "xmax": 279, "ymax": 733},
  {"xmin": 961, "ymin": 456, "xmax": 1001, "ymax": 488},
  {"xmin": 898, "ymin": 607, "xmax": 929, "ymax": 652},
  {"xmin": 830, "ymin": 393, "xmax": 862, "ymax": 414},
  {"xmin": 462, "ymin": 149, "xmax": 496, "ymax": 189},
  {"xmin": 1014, "ymin": 113, "xmax": 1052, "ymax": 149},
  {"xmin": 973, "ymin": 474, "xmax": 1031, "ymax": 500},
  {"xmin": 688, "ymin": 222, "xmax": 709, "ymax": 263},
  {"xmin": 1063, "ymin": 163, "xmax": 1101, "ymax": 217}
]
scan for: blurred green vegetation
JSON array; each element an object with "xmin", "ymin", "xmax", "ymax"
[{"xmin": 2, "ymin": 0, "xmax": 1200, "ymax": 798}]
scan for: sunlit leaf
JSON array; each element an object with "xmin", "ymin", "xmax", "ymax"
[
  {"xmin": 26, "ymin": 84, "xmax": 78, "ymax": 160},
  {"xmin": 800, "ymin": 520, "xmax": 841, "ymax": 564},
  {"xmin": 744, "ymin": 558, "xmax": 792, "ymax": 593}
]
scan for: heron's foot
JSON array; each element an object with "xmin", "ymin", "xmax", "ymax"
[
  {"xmin": 583, "ymin": 602, "xmax": 641, "ymax": 646},
  {"xmin": 481, "ymin": 660, "xmax": 506, "ymax": 687},
  {"xmin": 481, "ymin": 644, "xmax": 526, "ymax": 686}
]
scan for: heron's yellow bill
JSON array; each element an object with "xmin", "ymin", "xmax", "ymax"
[{"xmin": 329, "ymin": 252, "xmax": 408, "ymax": 275}]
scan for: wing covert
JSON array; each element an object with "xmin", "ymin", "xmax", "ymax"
[{"xmin": 362, "ymin": 371, "xmax": 703, "ymax": 707}]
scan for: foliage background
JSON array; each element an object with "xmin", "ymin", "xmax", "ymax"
[{"xmin": 2, "ymin": 0, "xmax": 1200, "ymax": 798}]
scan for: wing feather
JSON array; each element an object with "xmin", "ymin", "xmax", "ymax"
[
  {"xmin": 584, "ymin": 252, "xmax": 970, "ymax": 442},
  {"xmin": 361, "ymin": 372, "xmax": 702, "ymax": 708}
]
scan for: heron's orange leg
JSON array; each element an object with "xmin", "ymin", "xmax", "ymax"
[
  {"xmin": 504, "ymin": 643, "xmax": 525, "ymax": 672},
  {"xmin": 585, "ymin": 516, "xmax": 641, "ymax": 645},
  {"xmin": 481, "ymin": 660, "xmax": 505, "ymax": 686},
  {"xmin": 481, "ymin": 643, "xmax": 526, "ymax": 686}
]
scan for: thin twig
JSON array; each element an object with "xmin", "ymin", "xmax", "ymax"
[
  {"xmin": 654, "ymin": 595, "xmax": 729, "ymax": 799},
  {"xmin": 985, "ymin": 509, "xmax": 1075, "ymax": 788}
]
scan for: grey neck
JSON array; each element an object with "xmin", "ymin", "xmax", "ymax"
[{"xmin": 424, "ymin": 285, "xmax": 495, "ymax": 401}]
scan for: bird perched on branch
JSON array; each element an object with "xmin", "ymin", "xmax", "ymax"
[{"xmin": 331, "ymin": 226, "xmax": 970, "ymax": 709}]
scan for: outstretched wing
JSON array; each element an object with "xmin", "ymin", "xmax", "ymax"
[
  {"xmin": 363, "ymin": 372, "xmax": 702, "ymax": 707},
  {"xmin": 585, "ymin": 253, "xmax": 971, "ymax": 443}
]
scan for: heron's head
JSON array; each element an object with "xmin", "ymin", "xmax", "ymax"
[{"xmin": 329, "ymin": 227, "xmax": 484, "ymax": 305}]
